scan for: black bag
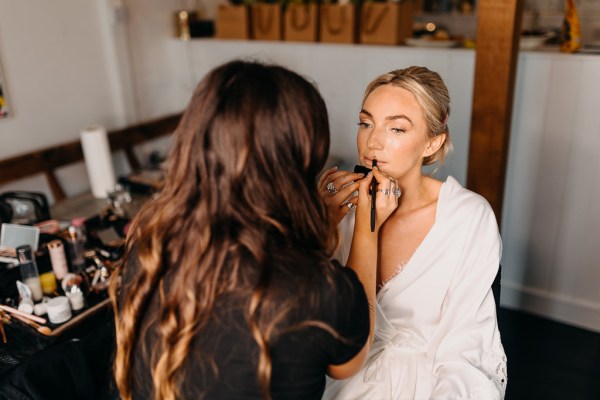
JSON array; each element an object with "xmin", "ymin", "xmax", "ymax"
[
  {"xmin": 0, "ymin": 192, "xmax": 50, "ymax": 224},
  {"xmin": 0, "ymin": 200, "xmax": 12, "ymax": 224}
]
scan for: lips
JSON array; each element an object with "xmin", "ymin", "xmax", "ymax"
[{"xmin": 364, "ymin": 157, "xmax": 383, "ymax": 168}]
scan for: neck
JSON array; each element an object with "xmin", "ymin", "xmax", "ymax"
[{"xmin": 395, "ymin": 171, "xmax": 438, "ymax": 213}]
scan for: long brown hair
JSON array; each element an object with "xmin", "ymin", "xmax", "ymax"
[{"xmin": 110, "ymin": 60, "xmax": 338, "ymax": 400}]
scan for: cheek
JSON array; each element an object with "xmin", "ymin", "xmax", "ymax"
[
  {"xmin": 356, "ymin": 133, "xmax": 367, "ymax": 154},
  {"xmin": 386, "ymin": 137, "xmax": 406, "ymax": 155},
  {"xmin": 388, "ymin": 137, "xmax": 424, "ymax": 164}
]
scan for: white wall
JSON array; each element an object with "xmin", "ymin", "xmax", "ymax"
[
  {"xmin": 0, "ymin": 0, "xmax": 127, "ymax": 159},
  {"xmin": 0, "ymin": 0, "xmax": 131, "ymax": 200},
  {"xmin": 502, "ymin": 51, "xmax": 600, "ymax": 332}
]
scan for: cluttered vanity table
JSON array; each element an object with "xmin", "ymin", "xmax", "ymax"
[
  {"xmin": 0, "ymin": 186, "xmax": 153, "ymax": 375},
  {"xmin": 0, "ymin": 172, "xmax": 163, "ymax": 399},
  {"xmin": 0, "ymin": 116, "xmax": 175, "ymax": 395}
]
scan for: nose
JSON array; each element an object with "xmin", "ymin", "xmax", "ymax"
[{"xmin": 366, "ymin": 126, "xmax": 385, "ymax": 150}]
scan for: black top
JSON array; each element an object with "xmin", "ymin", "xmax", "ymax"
[{"xmin": 124, "ymin": 259, "xmax": 369, "ymax": 400}]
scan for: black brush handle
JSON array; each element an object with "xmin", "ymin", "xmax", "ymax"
[{"xmin": 370, "ymin": 160, "xmax": 377, "ymax": 232}]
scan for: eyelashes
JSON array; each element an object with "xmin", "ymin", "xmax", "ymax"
[{"xmin": 357, "ymin": 121, "xmax": 405, "ymax": 135}]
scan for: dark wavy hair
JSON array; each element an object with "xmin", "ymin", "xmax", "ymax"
[{"xmin": 110, "ymin": 60, "xmax": 338, "ymax": 400}]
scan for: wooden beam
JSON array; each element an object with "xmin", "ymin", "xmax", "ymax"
[{"xmin": 467, "ymin": 0, "xmax": 524, "ymax": 224}]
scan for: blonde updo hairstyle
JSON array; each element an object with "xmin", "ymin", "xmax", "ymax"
[{"xmin": 362, "ymin": 66, "xmax": 453, "ymax": 166}]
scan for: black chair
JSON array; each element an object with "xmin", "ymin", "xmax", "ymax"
[
  {"xmin": 0, "ymin": 200, "xmax": 12, "ymax": 224},
  {"xmin": 0, "ymin": 192, "xmax": 51, "ymax": 224},
  {"xmin": 492, "ymin": 264, "xmax": 502, "ymax": 314}
]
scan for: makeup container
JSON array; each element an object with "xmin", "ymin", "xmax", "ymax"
[
  {"xmin": 16, "ymin": 281, "xmax": 34, "ymax": 313},
  {"xmin": 65, "ymin": 225, "xmax": 86, "ymax": 272},
  {"xmin": 17, "ymin": 245, "xmax": 43, "ymax": 302},
  {"xmin": 33, "ymin": 302, "xmax": 47, "ymax": 316},
  {"xmin": 48, "ymin": 240, "xmax": 68, "ymax": 280},
  {"xmin": 39, "ymin": 271, "xmax": 57, "ymax": 295},
  {"xmin": 17, "ymin": 297, "xmax": 34, "ymax": 314},
  {"xmin": 62, "ymin": 273, "xmax": 86, "ymax": 311},
  {"xmin": 67, "ymin": 291, "xmax": 85, "ymax": 311},
  {"xmin": 45, "ymin": 296, "xmax": 72, "ymax": 324}
]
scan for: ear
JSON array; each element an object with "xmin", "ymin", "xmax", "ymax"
[{"xmin": 422, "ymin": 133, "xmax": 447, "ymax": 158}]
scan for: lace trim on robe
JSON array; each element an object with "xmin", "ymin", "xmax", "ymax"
[
  {"xmin": 490, "ymin": 340, "xmax": 508, "ymax": 394},
  {"xmin": 377, "ymin": 257, "xmax": 410, "ymax": 292}
]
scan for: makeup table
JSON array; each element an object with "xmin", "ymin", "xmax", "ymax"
[{"xmin": 0, "ymin": 191, "xmax": 147, "ymax": 376}]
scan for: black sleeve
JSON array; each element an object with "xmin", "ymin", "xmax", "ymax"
[{"xmin": 328, "ymin": 261, "xmax": 370, "ymax": 365}]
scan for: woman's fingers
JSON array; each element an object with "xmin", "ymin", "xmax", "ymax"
[
  {"xmin": 370, "ymin": 167, "xmax": 399, "ymax": 226},
  {"xmin": 318, "ymin": 166, "xmax": 338, "ymax": 189},
  {"xmin": 332, "ymin": 195, "xmax": 358, "ymax": 223},
  {"xmin": 318, "ymin": 167, "xmax": 365, "ymax": 225},
  {"xmin": 323, "ymin": 181, "xmax": 360, "ymax": 225},
  {"xmin": 321, "ymin": 171, "xmax": 364, "ymax": 195},
  {"xmin": 354, "ymin": 167, "xmax": 399, "ymax": 232}
]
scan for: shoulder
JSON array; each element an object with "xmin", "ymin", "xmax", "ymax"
[
  {"xmin": 441, "ymin": 176, "xmax": 496, "ymax": 221},
  {"xmin": 328, "ymin": 260, "xmax": 365, "ymax": 299},
  {"xmin": 441, "ymin": 176, "xmax": 502, "ymax": 259}
]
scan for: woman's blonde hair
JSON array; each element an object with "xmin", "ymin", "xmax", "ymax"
[
  {"xmin": 362, "ymin": 66, "xmax": 453, "ymax": 166},
  {"xmin": 110, "ymin": 60, "xmax": 338, "ymax": 400}
]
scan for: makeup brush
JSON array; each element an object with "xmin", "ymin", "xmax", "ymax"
[
  {"xmin": 370, "ymin": 159, "xmax": 378, "ymax": 232},
  {"xmin": 11, "ymin": 313, "xmax": 53, "ymax": 336},
  {"xmin": 0, "ymin": 304, "xmax": 47, "ymax": 325},
  {"xmin": 0, "ymin": 315, "xmax": 6, "ymax": 344}
]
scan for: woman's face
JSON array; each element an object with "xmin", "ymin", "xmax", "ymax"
[{"xmin": 357, "ymin": 85, "xmax": 432, "ymax": 180}]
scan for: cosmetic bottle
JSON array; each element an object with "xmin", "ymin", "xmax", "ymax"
[
  {"xmin": 65, "ymin": 225, "xmax": 86, "ymax": 272},
  {"xmin": 17, "ymin": 245, "xmax": 43, "ymax": 302},
  {"xmin": 48, "ymin": 240, "xmax": 69, "ymax": 280}
]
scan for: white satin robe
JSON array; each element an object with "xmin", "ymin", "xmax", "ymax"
[{"xmin": 324, "ymin": 176, "xmax": 507, "ymax": 400}]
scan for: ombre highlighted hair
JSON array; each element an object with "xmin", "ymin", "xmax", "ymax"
[{"xmin": 110, "ymin": 60, "xmax": 338, "ymax": 400}]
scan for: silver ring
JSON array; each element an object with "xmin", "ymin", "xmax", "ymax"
[
  {"xmin": 345, "ymin": 202, "xmax": 355, "ymax": 212},
  {"xmin": 327, "ymin": 181, "xmax": 338, "ymax": 195},
  {"xmin": 393, "ymin": 187, "xmax": 401, "ymax": 198}
]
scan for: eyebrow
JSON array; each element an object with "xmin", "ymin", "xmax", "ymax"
[{"xmin": 360, "ymin": 109, "xmax": 414, "ymax": 126}]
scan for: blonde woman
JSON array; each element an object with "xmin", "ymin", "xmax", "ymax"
[{"xmin": 320, "ymin": 66, "xmax": 507, "ymax": 399}]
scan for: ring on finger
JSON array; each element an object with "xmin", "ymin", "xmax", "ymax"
[
  {"xmin": 327, "ymin": 181, "xmax": 338, "ymax": 195},
  {"xmin": 344, "ymin": 202, "xmax": 355, "ymax": 212},
  {"xmin": 393, "ymin": 187, "xmax": 401, "ymax": 198}
]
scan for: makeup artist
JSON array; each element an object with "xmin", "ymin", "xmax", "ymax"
[{"xmin": 110, "ymin": 60, "xmax": 386, "ymax": 400}]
